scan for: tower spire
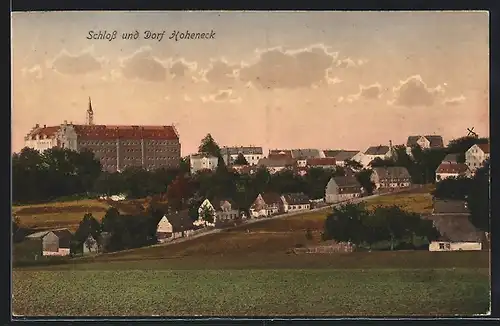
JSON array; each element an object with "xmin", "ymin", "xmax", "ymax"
[{"xmin": 86, "ymin": 97, "xmax": 94, "ymax": 125}]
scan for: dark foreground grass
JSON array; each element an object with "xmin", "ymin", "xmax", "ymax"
[{"xmin": 13, "ymin": 268, "xmax": 489, "ymax": 316}]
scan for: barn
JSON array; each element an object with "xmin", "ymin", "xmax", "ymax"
[{"xmin": 25, "ymin": 228, "xmax": 73, "ymax": 256}]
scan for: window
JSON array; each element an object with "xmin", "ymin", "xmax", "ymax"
[
  {"xmin": 439, "ymin": 243, "xmax": 445, "ymax": 250},
  {"xmin": 445, "ymin": 243, "xmax": 451, "ymax": 250}
]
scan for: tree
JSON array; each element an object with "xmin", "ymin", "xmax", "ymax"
[
  {"xmin": 198, "ymin": 133, "xmax": 221, "ymax": 157},
  {"xmin": 234, "ymin": 153, "xmax": 249, "ymax": 165},
  {"xmin": 199, "ymin": 204, "xmax": 216, "ymax": 224},
  {"xmin": 74, "ymin": 213, "xmax": 101, "ymax": 243},
  {"xmin": 432, "ymin": 176, "xmax": 472, "ymax": 200},
  {"xmin": 447, "ymin": 136, "xmax": 489, "ymax": 154},
  {"xmin": 180, "ymin": 156, "xmax": 191, "ymax": 174},
  {"xmin": 166, "ymin": 175, "xmax": 193, "ymax": 210},
  {"xmin": 467, "ymin": 161, "xmax": 490, "ymax": 232},
  {"xmin": 361, "ymin": 211, "xmax": 388, "ymax": 250},
  {"xmin": 369, "ymin": 157, "xmax": 395, "ymax": 168},
  {"xmin": 344, "ymin": 159, "xmax": 363, "ymax": 171},
  {"xmin": 322, "ymin": 203, "xmax": 368, "ymax": 246},
  {"xmin": 101, "ymin": 207, "xmax": 121, "ymax": 233},
  {"xmin": 355, "ymin": 169, "xmax": 375, "ymax": 195}
]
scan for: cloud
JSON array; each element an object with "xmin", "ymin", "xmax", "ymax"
[
  {"xmin": 239, "ymin": 44, "xmax": 338, "ymax": 90},
  {"xmin": 336, "ymin": 57, "xmax": 367, "ymax": 68},
  {"xmin": 119, "ymin": 47, "xmax": 168, "ymax": 82},
  {"xmin": 389, "ymin": 75, "xmax": 446, "ymax": 108},
  {"xmin": 202, "ymin": 59, "xmax": 239, "ymax": 85},
  {"xmin": 200, "ymin": 89, "xmax": 242, "ymax": 104},
  {"xmin": 184, "ymin": 95, "xmax": 193, "ymax": 102},
  {"xmin": 169, "ymin": 58, "xmax": 198, "ymax": 79},
  {"xmin": 48, "ymin": 48, "xmax": 105, "ymax": 75},
  {"xmin": 443, "ymin": 95, "xmax": 466, "ymax": 106},
  {"xmin": 326, "ymin": 67, "xmax": 343, "ymax": 85},
  {"xmin": 342, "ymin": 83, "xmax": 383, "ymax": 103},
  {"xmin": 21, "ymin": 64, "xmax": 42, "ymax": 80}
]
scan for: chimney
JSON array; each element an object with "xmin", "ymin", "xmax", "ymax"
[
  {"xmin": 43, "ymin": 124, "xmax": 46, "ymax": 128},
  {"xmin": 64, "ymin": 120, "xmax": 68, "ymax": 125},
  {"xmin": 35, "ymin": 123, "xmax": 39, "ymax": 128}
]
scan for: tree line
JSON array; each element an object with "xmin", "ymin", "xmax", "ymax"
[{"xmin": 322, "ymin": 203, "xmax": 440, "ymax": 251}]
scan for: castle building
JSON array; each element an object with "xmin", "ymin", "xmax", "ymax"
[{"xmin": 23, "ymin": 98, "xmax": 181, "ymax": 172}]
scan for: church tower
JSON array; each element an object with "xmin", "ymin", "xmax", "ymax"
[{"xmin": 86, "ymin": 97, "xmax": 94, "ymax": 125}]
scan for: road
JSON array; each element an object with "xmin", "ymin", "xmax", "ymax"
[{"xmin": 95, "ymin": 191, "xmax": 396, "ymax": 258}]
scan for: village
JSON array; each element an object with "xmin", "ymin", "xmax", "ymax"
[{"xmin": 13, "ymin": 132, "xmax": 490, "ymax": 260}]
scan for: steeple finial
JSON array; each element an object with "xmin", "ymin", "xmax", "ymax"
[{"xmin": 86, "ymin": 97, "xmax": 94, "ymax": 125}]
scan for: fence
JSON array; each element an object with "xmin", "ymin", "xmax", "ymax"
[{"xmin": 293, "ymin": 242, "xmax": 355, "ymax": 254}]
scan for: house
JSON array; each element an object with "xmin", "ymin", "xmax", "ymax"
[
  {"xmin": 406, "ymin": 135, "xmax": 444, "ymax": 155},
  {"xmin": 282, "ymin": 193, "xmax": 311, "ymax": 213},
  {"xmin": 323, "ymin": 150, "xmax": 362, "ymax": 167},
  {"xmin": 269, "ymin": 149, "xmax": 293, "ymax": 158},
  {"xmin": 25, "ymin": 228, "xmax": 73, "ymax": 257},
  {"xmin": 196, "ymin": 199, "xmax": 217, "ymax": 227},
  {"xmin": 306, "ymin": 157, "xmax": 337, "ymax": 169},
  {"xmin": 221, "ymin": 146, "xmax": 264, "ymax": 166},
  {"xmin": 441, "ymin": 153, "xmax": 460, "ymax": 164},
  {"xmin": 156, "ymin": 210, "xmax": 193, "ymax": 242},
  {"xmin": 82, "ymin": 234, "xmax": 99, "ymax": 255},
  {"xmin": 465, "ymin": 143, "xmax": 490, "ymax": 172},
  {"xmin": 250, "ymin": 193, "xmax": 285, "ymax": 218},
  {"xmin": 291, "ymin": 149, "xmax": 324, "ymax": 159},
  {"xmin": 427, "ymin": 199, "xmax": 483, "ymax": 251},
  {"xmin": 230, "ymin": 164, "xmax": 258, "ymax": 175},
  {"xmin": 190, "ymin": 153, "xmax": 219, "ymax": 174},
  {"xmin": 257, "ymin": 157, "xmax": 295, "ymax": 174},
  {"xmin": 325, "ymin": 176, "xmax": 362, "ymax": 204},
  {"xmin": 212, "ymin": 198, "xmax": 241, "ymax": 227},
  {"xmin": 435, "ymin": 162, "xmax": 470, "ymax": 182},
  {"xmin": 371, "ymin": 166, "xmax": 412, "ymax": 190},
  {"xmin": 362, "ymin": 145, "xmax": 393, "ymax": 167}
]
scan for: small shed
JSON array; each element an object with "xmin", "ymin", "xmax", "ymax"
[{"xmin": 25, "ymin": 228, "xmax": 73, "ymax": 256}]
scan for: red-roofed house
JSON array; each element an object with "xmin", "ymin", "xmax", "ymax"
[
  {"xmin": 23, "ymin": 99, "xmax": 181, "ymax": 172},
  {"xmin": 465, "ymin": 143, "xmax": 490, "ymax": 172},
  {"xmin": 435, "ymin": 163, "xmax": 470, "ymax": 182}
]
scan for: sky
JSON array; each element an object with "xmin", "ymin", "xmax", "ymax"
[{"xmin": 11, "ymin": 11, "xmax": 489, "ymax": 156}]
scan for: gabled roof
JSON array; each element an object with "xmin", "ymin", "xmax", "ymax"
[
  {"xmin": 442, "ymin": 153, "xmax": 459, "ymax": 163},
  {"xmin": 372, "ymin": 166, "xmax": 411, "ymax": 179},
  {"xmin": 323, "ymin": 150, "xmax": 343, "ymax": 158},
  {"xmin": 333, "ymin": 150, "xmax": 360, "ymax": 161},
  {"xmin": 476, "ymin": 143, "xmax": 490, "ymax": 154},
  {"xmin": 26, "ymin": 126, "xmax": 60, "ymax": 140},
  {"xmin": 331, "ymin": 176, "xmax": 361, "ymax": 187},
  {"xmin": 221, "ymin": 146, "xmax": 263, "ymax": 155},
  {"xmin": 307, "ymin": 157, "xmax": 336, "ymax": 166},
  {"xmin": 73, "ymin": 124, "xmax": 179, "ymax": 140},
  {"xmin": 260, "ymin": 192, "xmax": 283, "ymax": 205},
  {"xmin": 291, "ymin": 149, "xmax": 322, "ymax": 159},
  {"xmin": 269, "ymin": 149, "xmax": 293, "ymax": 158},
  {"xmin": 433, "ymin": 199, "xmax": 469, "ymax": 214},
  {"xmin": 283, "ymin": 193, "xmax": 310, "ymax": 205},
  {"xmin": 191, "ymin": 153, "xmax": 218, "ymax": 159},
  {"xmin": 428, "ymin": 215, "xmax": 482, "ymax": 242},
  {"xmin": 212, "ymin": 198, "xmax": 238, "ymax": 212},
  {"xmin": 165, "ymin": 210, "xmax": 193, "ymax": 232},
  {"xmin": 406, "ymin": 135, "xmax": 444, "ymax": 148},
  {"xmin": 365, "ymin": 145, "xmax": 390, "ymax": 155},
  {"xmin": 258, "ymin": 157, "xmax": 294, "ymax": 168},
  {"xmin": 436, "ymin": 163, "xmax": 468, "ymax": 174}
]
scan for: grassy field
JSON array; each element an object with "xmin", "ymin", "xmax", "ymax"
[
  {"xmin": 13, "ymin": 265, "xmax": 490, "ymax": 316},
  {"xmin": 364, "ymin": 191, "xmax": 434, "ymax": 214},
  {"xmin": 13, "ymin": 198, "xmax": 167, "ymax": 232}
]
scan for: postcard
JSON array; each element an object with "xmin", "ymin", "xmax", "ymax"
[{"xmin": 11, "ymin": 10, "xmax": 490, "ymax": 318}]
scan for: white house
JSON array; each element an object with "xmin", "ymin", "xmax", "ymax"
[
  {"xmin": 361, "ymin": 145, "xmax": 393, "ymax": 167},
  {"xmin": 249, "ymin": 193, "xmax": 285, "ymax": 218},
  {"xmin": 325, "ymin": 176, "xmax": 362, "ymax": 204},
  {"xmin": 190, "ymin": 153, "xmax": 219, "ymax": 174},
  {"xmin": 83, "ymin": 234, "xmax": 99, "ymax": 255},
  {"xmin": 156, "ymin": 210, "xmax": 193, "ymax": 242},
  {"xmin": 435, "ymin": 163, "xmax": 470, "ymax": 182},
  {"xmin": 405, "ymin": 135, "xmax": 444, "ymax": 155},
  {"xmin": 282, "ymin": 193, "xmax": 311, "ymax": 213},
  {"xmin": 221, "ymin": 146, "xmax": 263, "ymax": 166},
  {"xmin": 465, "ymin": 143, "xmax": 490, "ymax": 172},
  {"xmin": 428, "ymin": 199, "xmax": 483, "ymax": 252},
  {"xmin": 24, "ymin": 122, "xmax": 80, "ymax": 153},
  {"xmin": 429, "ymin": 241, "xmax": 482, "ymax": 252},
  {"xmin": 371, "ymin": 167, "xmax": 412, "ymax": 190},
  {"xmin": 257, "ymin": 157, "xmax": 294, "ymax": 174}
]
